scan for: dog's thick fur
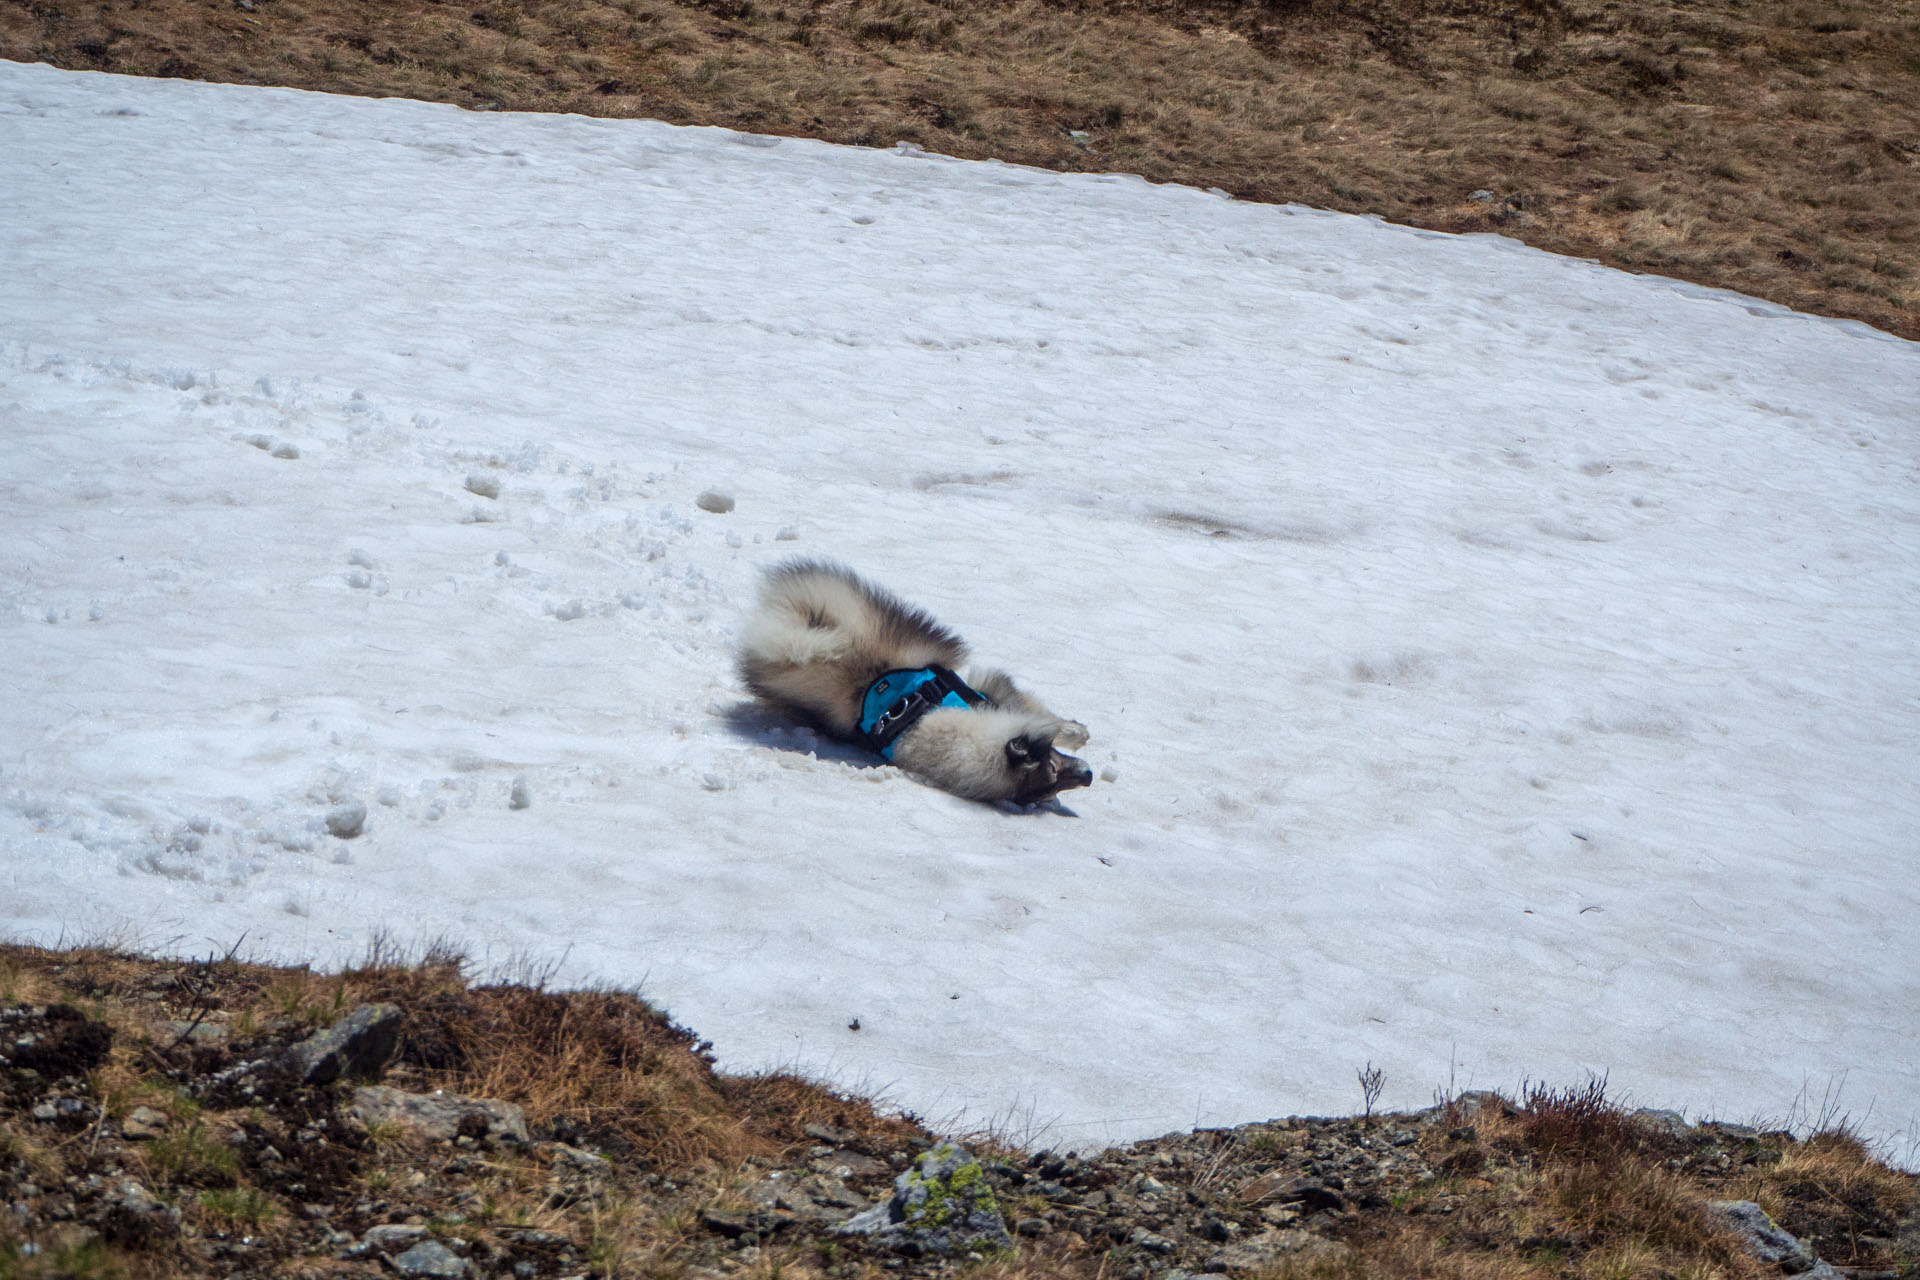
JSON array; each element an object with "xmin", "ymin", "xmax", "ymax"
[{"xmin": 738, "ymin": 560, "xmax": 1093, "ymax": 805}]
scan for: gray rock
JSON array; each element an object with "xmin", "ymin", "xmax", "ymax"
[
  {"xmin": 1709, "ymin": 1200, "xmax": 1819, "ymax": 1273},
  {"xmin": 695, "ymin": 489, "xmax": 735, "ymax": 514},
  {"xmin": 285, "ymin": 1003, "xmax": 404, "ymax": 1085},
  {"xmin": 96, "ymin": 1178, "xmax": 181, "ymax": 1246},
  {"xmin": 835, "ymin": 1142, "xmax": 1012, "ymax": 1256},
  {"xmin": 542, "ymin": 1143, "xmax": 613, "ymax": 1177},
  {"xmin": 1204, "ymin": 1228, "xmax": 1349, "ymax": 1274},
  {"xmin": 1705, "ymin": 1121, "xmax": 1761, "ymax": 1141},
  {"xmin": 1129, "ymin": 1227, "xmax": 1176, "ymax": 1254},
  {"xmin": 1631, "ymin": 1108, "xmax": 1693, "ymax": 1139},
  {"xmin": 809, "ymin": 1148, "xmax": 891, "ymax": 1180},
  {"xmin": 350, "ymin": 1084, "xmax": 530, "ymax": 1147},
  {"xmin": 364, "ymin": 1223, "xmax": 431, "ymax": 1252},
  {"xmin": 121, "ymin": 1105, "xmax": 169, "ymax": 1140},
  {"xmin": 745, "ymin": 1172, "xmax": 868, "ymax": 1224},
  {"xmin": 1452, "ymin": 1091, "xmax": 1511, "ymax": 1118},
  {"xmin": 803, "ymin": 1122, "xmax": 857, "ymax": 1145},
  {"xmin": 391, "ymin": 1239, "xmax": 468, "ymax": 1278}
]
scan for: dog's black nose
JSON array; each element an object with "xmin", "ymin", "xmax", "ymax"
[{"xmin": 1060, "ymin": 757, "xmax": 1094, "ymax": 791}]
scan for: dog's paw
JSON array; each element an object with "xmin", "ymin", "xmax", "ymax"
[{"xmin": 1053, "ymin": 719, "xmax": 1089, "ymax": 751}]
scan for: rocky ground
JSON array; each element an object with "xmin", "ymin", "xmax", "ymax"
[{"xmin": 3, "ymin": 944, "xmax": 1916, "ymax": 1280}]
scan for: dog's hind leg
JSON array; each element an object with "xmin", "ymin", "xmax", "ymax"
[{"xmin": 968, "ymin": 668, "xmax": 1089, "ymax": 750}]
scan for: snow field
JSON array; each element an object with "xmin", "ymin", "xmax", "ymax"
[{"xmin": 2, "ymin": 61, "xmax": 1917, "ymax": 1162}]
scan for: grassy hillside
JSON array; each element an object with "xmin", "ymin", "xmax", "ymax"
[
  {"xmin": 3, "ymin": 943, "xmax": 1917, "ymax": 1280},
  {"xmin": 3, "ymin": 0, "xmax": 1917, "ymax": 340}
]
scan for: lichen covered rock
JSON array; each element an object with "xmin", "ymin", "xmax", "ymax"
[{"xmin": 836, "ymin": 1142, "xmax": 1012, "ymax": 1257}]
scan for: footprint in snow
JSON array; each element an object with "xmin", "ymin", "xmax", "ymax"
[{"xmin": 243, "ymin": 433, "xmax": 300, "ymax": 459}]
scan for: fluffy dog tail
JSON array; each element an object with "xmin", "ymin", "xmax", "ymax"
[{"xmin": 737, "ymin": 559, "xmax": 968, "ymax": 734}]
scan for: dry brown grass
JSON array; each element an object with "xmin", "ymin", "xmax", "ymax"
[
  {"xmin": 0, "ymin": 941, "xmax": 950, "ymax": 1280},
  {"xmin": 0, "ymin": 940, "xmax": 919, "ymax": 1172},
  {"xmin": 2, "ymin": 0, "xmax": 1916, "ymax": 338},
  {"xmin": 1738, "ymin": 1128, "xmax": 1920, "ymax": 1264},
  {"xmin": 0, "ymin": 956, "xmax": 61, "ymax": 1008},
  {"xmin": 1320, "ymin": 1154, "xmax": 1768, "ymax": 1280},
  {"xmin": 1293, "ymin": 1083, "xmax": 1778, "ymax": 1280}
]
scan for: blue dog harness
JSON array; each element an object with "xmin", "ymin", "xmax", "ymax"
[{"xmin": 858, "ymin": 666, "xmax": 987, "ymax": 759}]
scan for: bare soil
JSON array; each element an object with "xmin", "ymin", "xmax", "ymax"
[{"xmin": 2, "ymin": 0, "xmax": 1917, "ymax": 339}]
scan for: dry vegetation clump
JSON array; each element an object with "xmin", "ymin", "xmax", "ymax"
[
  {"xmin": 1739, "ymin": 1128, "xmax": 1920, "ymax": 1265},
  {"xmin": 1279, "ymin": 1082, "xmax": 1902, "ymax": 1280},
  {"xmin": 1, "ymin": 0, "xmax": 1916, "ymax": 338}
]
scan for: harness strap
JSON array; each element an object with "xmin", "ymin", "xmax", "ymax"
[{"xmin": 858, "ymin": 666, "xmax": 987, "ymax": 759}]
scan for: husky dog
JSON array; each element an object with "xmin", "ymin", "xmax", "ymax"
[{"xmin": 738, "ymin": 560, "xmax": 1094, "ymax": 805}]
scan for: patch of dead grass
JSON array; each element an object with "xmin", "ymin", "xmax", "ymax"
[
  {"xmin": 2, "ymin": 0, "xmax": 1915, "ymax": 336},
  {"xmin": 1739, "ymin": 1129, "xmax": 1920, "ymax": 1264}
]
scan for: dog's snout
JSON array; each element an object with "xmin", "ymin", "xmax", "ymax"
[{"xmin": 1059, "ymin": 755, "xmax": 1094, "ymax": 791}]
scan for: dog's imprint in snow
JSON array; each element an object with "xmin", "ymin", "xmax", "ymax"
[{"xmin": 737, "ymin": 560, "xmax": 1093, "ymax": 807}]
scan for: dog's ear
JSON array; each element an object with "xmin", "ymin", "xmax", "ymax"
[{"xmin": 1005, "ymin": 735, "xmax": 1046, "ymax": 765}]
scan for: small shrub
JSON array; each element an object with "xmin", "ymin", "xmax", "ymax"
[{"xmin": 1519, "ymin": 1075, "xmax": 1637, "ymax": 1159}]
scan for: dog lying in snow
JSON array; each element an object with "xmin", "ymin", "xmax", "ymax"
[{"xmin": 737, "ymin": 559, "xmax": 1093, "ymax": 805}]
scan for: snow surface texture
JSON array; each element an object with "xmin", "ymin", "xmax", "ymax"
[{"xmin": 3, "ymin": 61, "xmax": 1917, "ymax": 1162}]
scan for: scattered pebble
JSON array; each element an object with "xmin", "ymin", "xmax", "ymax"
[
  {"xmin": 695, "ymin": 490, "xmax": 735, "ymax": 514},
  {"xmin": 465, "ymin": 473, "xmax": 501, "ymax": 499},
  {"xmin": 508, "ymin": 776, "xmax": 530, "ymax": 810}
]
